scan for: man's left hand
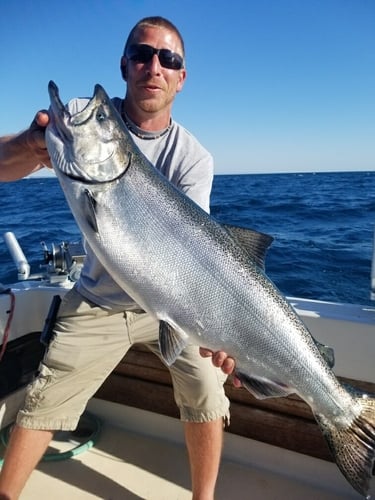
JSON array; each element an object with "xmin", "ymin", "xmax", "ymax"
[{"xmin": 200, "ymin": 348, "xmax": 242, "ymax": 387}]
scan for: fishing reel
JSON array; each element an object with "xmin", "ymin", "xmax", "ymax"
[{"xmin": 41, "ymin": 240, "xmax": 86, "ymax": 282}]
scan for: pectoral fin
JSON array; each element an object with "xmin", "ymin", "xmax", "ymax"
[
  {"xmin": 159, "ymin": 320, "xmax": 189, "ymax": 366},
  {"xmin": 83, "ymin": 189, "xmax": 98, "ymax": 233}
]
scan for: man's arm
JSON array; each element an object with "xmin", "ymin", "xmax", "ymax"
[{"xmin": 0, "ymin": 111, "xmax": 51, "ymax": 181}]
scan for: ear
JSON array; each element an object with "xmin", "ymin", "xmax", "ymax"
[
  {"xmin": 120, "ymin": 56, "xmax": 128, "ymax": 81},
  {"xmin": 176, "ymin": 68, "xmax": 187, "ymax": 93}
]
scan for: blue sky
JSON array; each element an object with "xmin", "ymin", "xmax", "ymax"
[{"xmin": 1, "ymin": 0, "xmax": 374, "ymax": 174}]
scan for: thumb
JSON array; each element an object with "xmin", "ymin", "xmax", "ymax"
[
  {"xmin": 26, "ymin": 110, "xmax": 49, "ymax": 153},
  {"xmin": 35, "ymin": 110, "xmax": 50, "ymax": 127}
]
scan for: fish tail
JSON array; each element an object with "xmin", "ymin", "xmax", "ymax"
[{"xmin": 316, "ymin": 394, "xmax": 375, "ymax": 498}]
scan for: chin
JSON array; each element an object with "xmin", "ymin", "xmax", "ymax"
[{"xmin": 139, "ymin": 100, "xmax": 166, "ymax": 114}]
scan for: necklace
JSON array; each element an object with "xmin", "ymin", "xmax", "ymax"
[{"xmin": 121, "ymin": 107, "xmax": 171, "ymax": 140}]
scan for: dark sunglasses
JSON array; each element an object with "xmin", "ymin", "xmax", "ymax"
[{"xmin": 126, "ymin": 44, "xmax": 184, "ymax": 70}]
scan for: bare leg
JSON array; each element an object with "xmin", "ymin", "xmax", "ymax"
[
  {"xmin": 184, "ymin": 419, "xmax": 223, "ymax": 500},
  {"xmin": 0, "ymin": 424, "xmax": 53, "ymax": 499}
]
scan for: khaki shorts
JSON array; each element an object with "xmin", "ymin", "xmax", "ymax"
[{"xmin": 17, "ymin": 288, "xmax": 230, "ymax": 430}]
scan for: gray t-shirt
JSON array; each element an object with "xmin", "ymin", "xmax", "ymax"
[{"xmin": 66, "ymin": 97, "xmax": 214, "ymax": 310}]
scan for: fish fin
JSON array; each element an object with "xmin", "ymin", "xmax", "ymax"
[
  {"xmin": 236, "ymin": 372, "xmax": 294, "ymax": 399},
  {"xmin": 313, "ymin": 338, "xmax": 335, "ymax": 368},
  {"xmin": 224, "ymin": 225, "xmax": 273, "ymax": 270},
  {"xmin": 158, "ymin": 320, "xmax": 189, "ymax": 366},
  {"xmin": 315, "ymin": 392, "xmax": 375, "ymax": 498},
  {"xmin": 83, "ymin": 189, "xmax": 98, "ymax": 233}
]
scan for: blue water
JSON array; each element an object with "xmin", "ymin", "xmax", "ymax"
[{"xmin": 1, "ymin": 171, "xmax": 374, "ymax": 306}]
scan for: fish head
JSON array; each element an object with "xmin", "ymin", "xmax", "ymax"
[{"xmin": 46, "ymin": 81, "xmax": 131, "ymax": 183}]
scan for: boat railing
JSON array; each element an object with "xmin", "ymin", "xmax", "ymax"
[{"xmin": 2, "ymin": 231, "xmax": 85, "ymax": 285}]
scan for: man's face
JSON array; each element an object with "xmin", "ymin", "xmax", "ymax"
[{"xmin": 121, "ymin": 26, "xmax": 186, "ymax": 115}]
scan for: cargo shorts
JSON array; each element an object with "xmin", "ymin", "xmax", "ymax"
[{"xmin": 17, "ymin": 288, "xmax": 230, "ymax": 430}]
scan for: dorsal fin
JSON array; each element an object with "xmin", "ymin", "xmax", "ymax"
[{"xmin": 224, "ymin": 225, "xmax": 273, "ymax": 270}]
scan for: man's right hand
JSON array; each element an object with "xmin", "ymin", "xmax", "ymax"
[
  {"xmin": 0, "ymin": 110, "xmax": 52, "ymax": 181},
  {"xmin": 26, "ymin": 110, "xmax": 51, "ymax": 166}
]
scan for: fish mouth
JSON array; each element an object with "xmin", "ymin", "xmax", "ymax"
[
  {"xmin": 48, "ymin": 80, "xmax": 74, "ymax": 143},
  {"xmin": 47, "ymin": 81, "xmax": 130, "ymax": 183},
  {"xmin": 48, "ymin": 80, "xmax": 108, "ymax": 147},
  {"xmin": 62, "ymin": 152, "xmax": 129, "ymax": 186}
]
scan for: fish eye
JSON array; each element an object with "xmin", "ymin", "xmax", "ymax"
[{"xmin": 96, "ymin": 106, "xmax": 107, "ymax": 122}]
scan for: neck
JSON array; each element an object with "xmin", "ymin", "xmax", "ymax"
[
  {"xmin": 121, "ymin": 102, "xmax": 172, "ymax": 141},
  {"xmin": 123, "ymin": 99, "xmax": 171, "ymax": 132}
]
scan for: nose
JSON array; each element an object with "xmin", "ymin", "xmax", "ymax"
[{"xmin": 146, "ymin": 53, "xmax": 162, "ymax": 75}]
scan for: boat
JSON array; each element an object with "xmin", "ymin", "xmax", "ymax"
[{"xmin": 0, "ymin": 232, "xmax": 374, "ymax": 499}]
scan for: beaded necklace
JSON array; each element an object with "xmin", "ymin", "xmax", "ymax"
[{"xmin": 121, "ymin": 106, "xmax": 171, "ymax": 140}]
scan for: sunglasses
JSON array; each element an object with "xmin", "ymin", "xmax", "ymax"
[{"xmin": 126, "ymin": 44, "xmax": 184, "ymax": 70}]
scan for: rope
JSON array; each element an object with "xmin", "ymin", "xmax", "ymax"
[{"xmin": 0, "ymin": 411, "xmax": 102, "ymax": 465}]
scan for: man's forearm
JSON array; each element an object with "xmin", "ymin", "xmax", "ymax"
[{"xmin": 0, "ymin": 132, "xmax": 49, "ymax": 182}]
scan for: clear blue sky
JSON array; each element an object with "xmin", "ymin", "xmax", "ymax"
[{"xmin": 1, "ymin": 0, "xmax": 374, "ymax": 174}]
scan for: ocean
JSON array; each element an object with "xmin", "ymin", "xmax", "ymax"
[{"xmin": 1, "ymin": 171, "xmax": 374, "ymax": 306}]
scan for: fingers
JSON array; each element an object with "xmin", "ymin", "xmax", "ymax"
[
  {"xmin": 212, "ymin": 351, "xmax": 235, "ymax": 373},
  {"xmin": 200, "ymin": 347, "xmax": 241, "ymax": 387},
  {"xmin": 35, "ymin": 110, "xmax": 50, "ymax": 127},
  {"xmin": 200, "ymin": 348, "xmax": 234, "ymax": 372},
  {"xmin": 232, "ymin": 375, "xmax": 242, "ymax": 388},
  {"xmin": 199, "ymin": 347, "xmax": 242, "ymax": 387}
]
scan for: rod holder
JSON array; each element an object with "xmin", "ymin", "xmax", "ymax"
[{"xmin": 3, "ymin": 232, "xmax": 30, "ymax": 281}]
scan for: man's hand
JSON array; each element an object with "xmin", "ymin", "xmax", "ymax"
[
  {"xmin": 26, "ymin": 110, "xmax": 51, "ymax": 166},
  {"xmin": 0, "ymin": 109, "xmax": 52, "ymax": 181},
  {"xmin": 200, "ymin": 348, "xmax": 242, "ymax": 387}
]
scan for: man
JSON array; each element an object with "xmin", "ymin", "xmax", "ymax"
[{"xmin": 0, "ymin": 16, "xmax": 236, "ymax": 500}]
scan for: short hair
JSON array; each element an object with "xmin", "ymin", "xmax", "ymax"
[{"xmin": 123, "ymin": 16, "xmax": 185, "ymax": 58}]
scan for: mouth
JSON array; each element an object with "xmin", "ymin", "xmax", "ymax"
[
  {"xmin": 138, "ymin": 79, "xmax": 164, "ymax": 92},
  {"xmin": 141, "ymin": 85, "xmax": 162, "ymax": 92}
]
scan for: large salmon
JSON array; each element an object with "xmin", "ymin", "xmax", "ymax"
[{"xmin": 46, "ymin": 81, "xmax": 374, "ymax": 498}]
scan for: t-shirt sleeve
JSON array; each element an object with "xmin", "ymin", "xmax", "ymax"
[{"xmin": 176, "ymin": 152, "xmax": 214, "ymax": 213}]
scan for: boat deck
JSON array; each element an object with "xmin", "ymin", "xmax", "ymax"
[{"xmin": 1, "ymin": 399, "xmax": 368, "ymax": 500}]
